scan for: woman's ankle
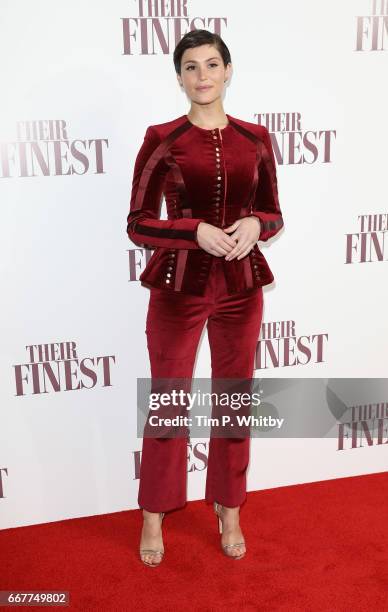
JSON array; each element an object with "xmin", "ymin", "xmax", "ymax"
[{"xmin": 142, "ymin": 509, "xmax": 163, "ymax": 523}]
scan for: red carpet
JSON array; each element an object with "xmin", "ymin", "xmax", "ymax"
[{"xmin": 1, "ymin": 471, "xmax": 387, "ymax": 611}]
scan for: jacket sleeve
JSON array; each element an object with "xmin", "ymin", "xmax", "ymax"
[
  {"xmin": 250, "ymin": 126, "xmax": 284, "ymax": 242},
  {"xmin": 126, "ymin": 125, "xmax": 206, "ymax": 249}
]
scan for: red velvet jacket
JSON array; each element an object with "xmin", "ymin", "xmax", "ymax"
[{"xmin": 127, "ymin": 113, "xmax": 284, "ymax": 296}]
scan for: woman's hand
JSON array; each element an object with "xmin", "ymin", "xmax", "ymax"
[
  {"xmin": 222, "ymin": 217, "xmax": 261, "ymax": 261},
  {"xmin": 196, "ymin": 222, "xmax": 237, "ymax": 256}
]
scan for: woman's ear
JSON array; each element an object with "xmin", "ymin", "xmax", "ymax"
[{"xmin": 225, "ymin": 63, "xmax": 232, "ymax": 83}]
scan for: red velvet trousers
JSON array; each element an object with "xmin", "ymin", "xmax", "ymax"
[{"xmin": 138, "ymin": 256, "xmax": 264, "ymax": 512}]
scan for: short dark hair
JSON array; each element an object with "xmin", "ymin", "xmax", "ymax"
[{"xmin": 173, "ymin": 29, "xmax": 232, "ymax": 75}]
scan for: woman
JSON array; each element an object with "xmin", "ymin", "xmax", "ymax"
[{"xmin": 127, "ymin": 29, "xmax": 284, "ymax": 567}]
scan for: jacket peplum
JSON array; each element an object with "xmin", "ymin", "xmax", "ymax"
[{"xmin": 126, "ymin": 113, "xmax": 284, "ymax": 296}]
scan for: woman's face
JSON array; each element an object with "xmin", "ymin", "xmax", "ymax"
[{"xmin": 177, "ymin": 44, "xmax": 231, "ymax": 104}]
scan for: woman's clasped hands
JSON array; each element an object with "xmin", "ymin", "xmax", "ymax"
[{"xmin": 196, "ymin": 216, "xmax": 261, "ymax": 260}]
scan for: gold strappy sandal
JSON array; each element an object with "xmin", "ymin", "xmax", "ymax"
[
  {"xmin": 139, "ymin": 511, "xmax": 165, "ymax": 567},
  {"xmin": 214, "ymin": 502, "xmax": 246, "ymax": 560}
]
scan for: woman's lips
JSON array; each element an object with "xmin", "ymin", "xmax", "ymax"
[{"xmin": 196, "ymin": 86, "xmax": 212, "ymax": 91}]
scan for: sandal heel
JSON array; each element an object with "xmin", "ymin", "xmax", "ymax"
[{"xmin": 213, "ymin": 502, "xmax": 223, "ymax": 534}]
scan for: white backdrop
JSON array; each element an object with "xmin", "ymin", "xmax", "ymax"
[{"xmin": 1, "ymin": 0, "xmax": 387, "ymax": 529}]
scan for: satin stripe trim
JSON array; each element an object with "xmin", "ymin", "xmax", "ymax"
[
  {"xmin": 133, "ymin": 121, "xmax": 192, "ymax": 212},
  {"xmin": 175, "ymin": 249, "xmax": 188, "ymax": 291}
]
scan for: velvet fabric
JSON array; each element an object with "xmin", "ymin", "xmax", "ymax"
[
  {"xmin": 138, "ymin": 256, "xmax": 264, "ymax": 512},
  {"xmin": 127, "ymin": 113, "xmax": 284, "ymax": 296}
]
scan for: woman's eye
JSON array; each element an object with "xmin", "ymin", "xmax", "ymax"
[{"xmin": 186, "ymin": 63, "xmax": 219, "ymax": 71}]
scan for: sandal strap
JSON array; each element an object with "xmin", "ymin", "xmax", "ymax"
[
  {"xmin": 140, "ymin": 549, "xmax": 164, "ymax": 555},
  {"xmin": 223, "ymin": 542, "xmax": 245, "ymax": 550}
]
